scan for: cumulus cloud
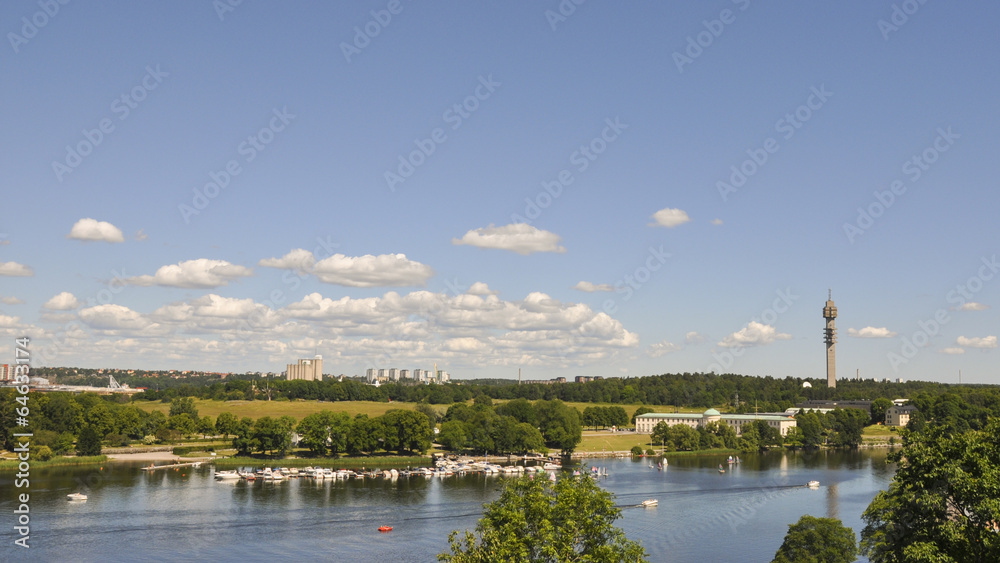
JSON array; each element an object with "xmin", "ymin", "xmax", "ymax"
[
  {"xmin": 956, "ymin": 335, "xmax": 997, "ymax": 349},
  {"xmin": 0, "ymin": 314, "xmax": 21, "ymax": 326},
  {"xmin": 1, "ymin": 296, "xmax": 25, "ymax": 305},
  {"xmin": 134, "ymin": 229, "xmax": 148, "ymax": 242},
  {"xmin": 940, "ymin": 347, "xmax": 966, "ymax": 355},
  {"xmin": 848, "ymin": 326, "xmax": 897, "ymax": 338},
  {"xmin": 311, "ymin": 253, "xmax": 434, "ymax": 287},
  {"xmin": 452, "ymin": 223, "xmax": 566, "ymax": 255},
  {"xmin": 649, "ymin": 207, "xmax": 691, "ymax": 228},
  {"xmin": 43, "ymin": 292, "xmax": 81, "ymax": 310},
  {"xmin": 78, "ymin": 304, "xmax": 150, "ymax": 330},
  {"xmin": 710, "ymin": 218, "xmax": 723, "ymax": 226},
  {"xmin": 467, "ymin": 282, "xmax": 498, "ymax": 296},
  {"xmin": 685, "ymin": 331, "xmax": 706, "ymax": 345},
  {"xmin": 67, "ymin": 218, "xmax": 125, "ymax": 243},
  {"xmin": 0, "ymin": 262, "xmax": 33, "ymax": 277},
  {"xmin": 258, "ymin": 248, "xmax": 317, "ymax": 272},
  {"xmin": 127, "ymin": 259, "xmax": 253, "ymax": 288},
  {"xmin": 957, "ymin": 302, "xmax": 990, "ymax": 311},
  {"xmin": 648, "ymin": 340, "xmax": 681, "ymax": 357},
  {"xmin": 573, "ymin": 281, "xmax": 614, "ymax": 292},
  {"xmin": 718, "ymin": 321, "xmax": 792, "ymax": 348}
]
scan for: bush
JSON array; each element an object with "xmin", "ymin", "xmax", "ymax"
[
  {"xmin": 630, "ymin": 445, "xmax": 644, "ymax": 456},
  {"xmin": 645, "ymin": 448, "xmax": 656, "ymax": 456},
  {"xmin": 105, "ymin": 433, "xmax": 129, "ymax": 447},
  {"xmin": 31, "ymin": 445, "xmax": 53, "ymax": 461},
  {"xmin": 143, "ymin": 435, "xmax": 157, "ymax": 445}
]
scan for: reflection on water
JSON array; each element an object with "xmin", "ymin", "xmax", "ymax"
[{"xmin": 0, "ymin": 450, "xmax": 894, "ymax": 563}]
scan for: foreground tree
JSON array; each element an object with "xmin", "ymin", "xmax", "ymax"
[
  {"xmin": 76, "ymin": 423, "xmax": 103, "ymax": 456},
  {"xmin": 439, "ymin": 476, "xmax": 646, "ymax": 562},
  {"xmin": 861, "ymin": 419, "xmax": 1000, "ymax": 562},
  {"xmin": 772, "ymin": 515, "xmax": 857, "ymax": 563}
]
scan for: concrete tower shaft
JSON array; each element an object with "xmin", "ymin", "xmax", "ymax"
[{"xmin": 823, "ymin": 292, "xmax": 837, "ymax": 388}]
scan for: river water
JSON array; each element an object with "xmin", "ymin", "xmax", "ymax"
[{"xmin": 2, "ymin": 449, "xmax": 894, "ymax": 562}]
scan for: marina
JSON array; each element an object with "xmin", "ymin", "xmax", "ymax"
[{"xmin": 0, "ymin": 449, "xmax": 893, "ymax": 563}]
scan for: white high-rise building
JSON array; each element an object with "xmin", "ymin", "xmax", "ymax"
[
  {"xmin": 388, "ymin": 368, "xmax": 399, "ymax": 381},
  {"xmin": 399, "ymin": 369, "xmax": 410, "ymax": 380},
  {"xmin": 365, "ymin": 368, "xmax": 376, "ymax": 382}
]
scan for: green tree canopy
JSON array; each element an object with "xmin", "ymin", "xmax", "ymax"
[
  {"xmin": 861, "ymin": 419, "xmax": 1000, "ymax": 562},
  {"xmin": 870, "ymin": 398, "xmax": 894, "ymax": 425},
  {"xmin": 439, "ymin": 476, "xmax": 646, "ymax": 562},
  {"xmin": 75, "ymin": 423, "xmax": 103, "ymax": 456},
  {"xmin": 772, "ymin": 515, "xmax": 857, "ymax": 563}
]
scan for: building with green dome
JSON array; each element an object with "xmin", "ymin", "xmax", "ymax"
[{"xmin": 634, "ymin": 408, "xmax": 796, "ymax": 436}]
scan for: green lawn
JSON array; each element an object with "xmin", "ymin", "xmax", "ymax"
[{"xmin": 134, "ymin": 399, "xmax": 419, "ymax": 421}]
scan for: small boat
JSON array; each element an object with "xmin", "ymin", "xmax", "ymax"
[
  {"xmin": 215, "ymin": 470, "xmax": 240, "ymax": 480},
  {"xmin": 641, "ymin": 499, "xmax": 658, "ymax": 507},
  {"xmin": 67, "ymin": 492, "xmax": 87, "ymax": 501},
  {"xmin": 808, "ymin": 480, "xmax": 820, "ymax": 488},
  {"xmin": 378, "ymin": 526, "xmax": 393, "ymax": 533},
  {"xmin": 542, "ymin": 462, "xmax": 561, "ymax": 470}
]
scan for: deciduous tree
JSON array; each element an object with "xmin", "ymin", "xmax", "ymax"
[{"xmin": 439, "ymin": 476, "xmax": 646, "ymax": 562}]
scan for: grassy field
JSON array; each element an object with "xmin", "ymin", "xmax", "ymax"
[
  {"xmin": 578, "ymin": 431, "xmax": 659, "ymax": 453},
  {"xmin": 133, "ymin": 398, "xmax": 709, "ymax": 424},
  {"xmin": 0, "ymin": 455, "xmax": 108, "ymax": 471},
  {"xmin": 134, "ymin": 398, "xmax": 419, "ymax": 420}
]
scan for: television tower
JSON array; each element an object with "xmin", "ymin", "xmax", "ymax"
[{"xmin": 823, "ymin": 290, "xmax": 837, "ymax": 388}]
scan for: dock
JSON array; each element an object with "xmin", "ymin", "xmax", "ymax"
[{"xmin": 141, "ymin": 461, "xmax": 205, "ymax": 471}]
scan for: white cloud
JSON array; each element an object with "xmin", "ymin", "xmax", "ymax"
[
  {"xmin": 258, "ymin": 248, "xmax": 317, "ymax": 272},
  {"xmin": 67, "ymin": 218, "xmax": 125, "ymax": 243},
  {"xmin": 127, "ymin": 259, "xmax": 253, "ymax": 288},
  {"xmin": 452, "ymin": 223, "xmax": 566, "ymax": 255},
  {"xmin": 848, "ymin": 326, "xmax": 897, "ymax": 338},
  {"xmin": 956, "ymin": 335, "xmax": 997, "ymax": 349},
  {"xmin": 43, "ymin": 292, "xmax": 81, "ymax": 311},
  {"xmin": 957, "ymin": 302, "xmax": 990, "ymax": 311},
  {"xmin": 710, "ymin": 218, "xmax": 723, "ymax": 226},
  {"xmin": 718, "ymin": 321, "xmax": 792, "ymax": 348},
  {"xmin": 311, "ymin": 253, "xmax": 434, "ymax": 287},
  {"xmin": 134, "ymin": 229, "xmax": 148, "ymax": 242},
  {"xmin": 0, "ymin": 314, "xmax": 21, "ymax": 326},
  {"xmin": 573, "ymin": 281, "xmax": 614, "ymax": 292},
  {"xmin": 940, "ymin": 347, "xmax": 966, "ymax": 355},
  {"xmin": 0, "ymin": 262, "xmax": 33, "ymax": 277},
  {"xmin": 685, "ymin": 331, "xmax": 706, "ymax": 345},
  {"xmin": 649, "ymin": 207, "xmax": 691, "ymax": 228},
  {"xmin": 78, "ymin": 304, "xmax": 150, "ymax": 330},
  {"xmin": 1, "ymin": 296, "xmax": 25, "ymax": 305},
  {"xmin": 467, "ymin": 282, "xmax": 498, "ymax": 296},
  {"xmin": 648, "ymin": 340, "xmax": 681, "ymax": 357}
]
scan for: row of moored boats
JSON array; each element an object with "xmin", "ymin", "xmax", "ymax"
[{"xmin": 214, "ymin": 460, "xmax": 566, "ymax": 482}]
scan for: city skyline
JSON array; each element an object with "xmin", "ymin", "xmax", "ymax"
[{"xmin": 2, "ymin": 3, "xmax": 997, "ymax": 384}]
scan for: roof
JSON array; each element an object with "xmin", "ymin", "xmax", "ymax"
[
  {"xmin": 704, "ymin": 408, "xmax": 721, "ymax": 416},
  {"xmin": 635, "ymin": 412, "xmax": 794, "ymax": 423}
]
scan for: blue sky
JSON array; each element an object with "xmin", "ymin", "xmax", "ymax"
[{"xmin": 2, "ymin": 1, "xmax": 997, "ymax": 384}]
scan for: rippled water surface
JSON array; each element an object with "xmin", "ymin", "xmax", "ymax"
[{"xmin": 1, "ymin": 449, "xmax": 894, "ymax": 562}]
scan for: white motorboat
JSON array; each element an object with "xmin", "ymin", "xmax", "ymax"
[
  {"xmin": 67, "ymin": 492, "xmax": 88, "ymax": 501},
  {"xmin": 641, "ymin": 499, "xmax": 658, "ymax": 507},
  {"xmin": 808, "ymin": 480, "xmax": 820, "ymax": 489},
  {"xmin": 542, "ymin": 462, "xmax": 561, "ymax": 470},
  {"xmin": 215, "ymin": 470, "xmax": 240, "ymax": 480}
]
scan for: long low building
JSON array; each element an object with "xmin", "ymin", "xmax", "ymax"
[{"xmin": 635, "ymin": 409, "xmax": 797, "ymax": 436}]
